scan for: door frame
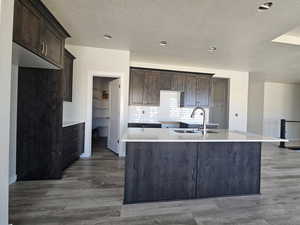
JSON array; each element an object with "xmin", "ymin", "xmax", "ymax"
[
  {"xmin": 85, "ymin": 71, "xmax": 124, "ymax": 158},
  {"xmin": 107, "ymin": 78, "xmax": 121, "ymax": 154}
]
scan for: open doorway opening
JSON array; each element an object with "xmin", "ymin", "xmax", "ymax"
[{"xmin": 92, "ymin": 77, "xmax": 120, "ymax": 155}]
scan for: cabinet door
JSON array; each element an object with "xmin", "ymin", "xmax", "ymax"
[
  {"xmin": 143, "ymin": 70, "xmax": 160, "ymax": 106},
  {"xmin": 160, "ymin": 71, "xmax": 172, "ymax": 90},
  {"xmin": 183, "ymin": 76, "xmax": 197, "ymax": 107},
  {"xmin": 41, "ymin": 21, "xmax": 65, "ymax": 67},
  {"xmin": 196, "ymin": 143, "xmax": 261, "ymax": 198},
  {"xmin": 17, "ymin": 68, "xmax": 63, "ymax": 180},
  {"xmin": 13, "ymin": 0, "xmax": 43, "ymax": 55},
  {"xmin": 196, "ymin": 76, "xmax": 211, "ymax": 107},
  {"xmin": 63, "ymin": 50, "xmax": 75, "ymax": 102},
  {"xmin": 129, "ymin": 69, "xmax": 145, "ymax": 105},
  {"xmin": 125, "ymin": 142, "xmax": 197, "ymax": 203},
  {"xmin": 171, "ymin": 74, "xmax": 186, "ymax": 92},
  {"xmin": 209, "ymin": 78, "xmax": 229, "ymax": 129}
]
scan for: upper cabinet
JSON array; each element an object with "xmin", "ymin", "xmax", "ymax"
[
  {"xmin": 129, "ymin": 68, "xmax": 213, "ymax": 107},
  {"xmin": 63, "ymin": 49, "xmax": 76, "ymax": 102},
  {"xmin": 159, "ymin": 71, "xmax": 172, "ymax": 90},
  {"xmin": 13, "ymin": 0, "xmax": 43, "ymax": 56},
  {"xmin": 183, "ymin": 76, "xmax": 197, "ymax": 107},
  {"xmin": 129, "ymin": 68, "xmax": 145, "ymax": 105},
  {"xmin": 171, "ymin": 74, "xmax": 186, "ymax": 92},
  {"xmin": 41, "ymin": 20, "xmax": 65, "ymax": 66},
  {"xmin": 143, "ymin": 70, "xmax": 160, "ymax": 105},
  {"xmin": 13, "ymin": 0, "xmax": 71, "ymax": 69},
  {"xmin": 196, "ymin": 76, "xmax": 211, "ymax": 107},
  {"xmin": 129, "ymin": 69, "xmax": 161, "ymax": 106}
]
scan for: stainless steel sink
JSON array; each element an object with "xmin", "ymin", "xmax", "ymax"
[{"xmin": 173, "ymin": 129, "xmax": 219, "ymax": 134}]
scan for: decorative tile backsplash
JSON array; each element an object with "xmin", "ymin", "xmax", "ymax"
[{"xmin": 128, "ymin": 91, "xmax": 209, "ymax": 123}]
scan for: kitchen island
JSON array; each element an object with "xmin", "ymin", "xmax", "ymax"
[{"xmin": 122, "ymin": 128, "xmax": 286, "ymax": 204}]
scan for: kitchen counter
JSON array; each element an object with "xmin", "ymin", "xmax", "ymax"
[
  {"xmin": 123, "ymin": 128, "xmax": 287, "ymax": 204},
  {"xmin": 128, "ymin": 121, "xmax": 218, "ymax": 125},
  {"xmin": 122, "ymin": 128, "xmax": 287, "ymax": 143},
  {"xmin": 62, "ymin": 121, "xmax": 84, "ymax": 127}
]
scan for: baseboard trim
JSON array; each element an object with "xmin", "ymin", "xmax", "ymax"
[{"xmin": 9, "ymin": 174, "xmax": 17, "ymax": 184}]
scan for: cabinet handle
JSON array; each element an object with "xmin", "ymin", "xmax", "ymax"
[
  {"xmin": 45, "ymin": 44, "xmax": 48, "ymax": 56},
  {"xmin": 41, "ymin": 42, "xmax": 45, "ymax": 55}
]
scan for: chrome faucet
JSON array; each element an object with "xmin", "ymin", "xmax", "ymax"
[{"xmin": 191, "ymin": 106, "xmax": 207, "ymax": 134}]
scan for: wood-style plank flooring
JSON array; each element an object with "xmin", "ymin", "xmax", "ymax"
[{"xmin": 9, "ymin": 143, "xmax": 300, "ymax": 225}]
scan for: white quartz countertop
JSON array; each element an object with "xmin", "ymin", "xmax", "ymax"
[
  {"xmin": 122, "ymin": 128, "xmax": 288, "ymax": 143},
  {"xmin": 62, "ymin": 121, "xmax": 83, "ymax": 127},
  {"xmin": 128, "ymin": 121, "xmax": 219, "ymax": 125}
]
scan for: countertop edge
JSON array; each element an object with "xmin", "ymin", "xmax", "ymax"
[
  {"xmin": 62, "ymin": 121, "xmax": 84, "ymax": 127},
  {"xmin": 121, "ymin": 139, "xmax": 287, "ymax": 143}
]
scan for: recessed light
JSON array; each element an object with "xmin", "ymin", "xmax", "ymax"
[
  {"xmin": 208, "ymin": 47, "xmax": 217, "ymax": 52},
  {"xmin": 104, "ymin": 34, "xmax": 112, "ymax": 40},
  {"xmin": 160, "ymin": 41, "xmax": 167, "ymax": 47},
  {"xmin": 258, "ymin": 2, "xmax": 273, "ymax": 11}
]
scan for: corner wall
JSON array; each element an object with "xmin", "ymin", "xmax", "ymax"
[
  {"xmin": 63, "ymin": 45, "xmax": 130, "ymax": 157},
  {"xmin": 0, "ymin": 0, "xmax": 14, "ymax": 224},
  {"xmin": 247, "ymin": 75, "xmax": 265, "ymax": 135},
  {"xmin": 263, "ymin": 82, "xmax": 300, "ymax": 139},
  {"xmin": 131, "ymin": 62, "xmax": 249, "ymax": 132},
  {"xmin": 9, "ymin": 65, "xmax": 18, "ymax": 184}
]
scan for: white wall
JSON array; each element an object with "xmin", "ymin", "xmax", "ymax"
[
  {"xmin": 0, "ymin": 0, "xmax": 14, "ymax": 224},
  {"xmin": 263, "ymin": 82, "xmax": 300, "ymax": 139},
  {"xmin": 9, "ymin": 65, "xmax": 18, "ymax": 184},
  {"xmin": 63, "ymin": 45, "xmax": 130, "ymax": 157},
  {"xmin": 247, "ymin": 75, "xmax": 265, "ymax": 135},
  {"xmin": 131, "ymin": 62, "xmax": 249, "ymax": 132}
]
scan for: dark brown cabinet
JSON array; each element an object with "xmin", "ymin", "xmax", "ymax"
[
  {"xmin": 159, "ymin": 71, "xmax": 172, "ymax": 90},
  {"xmin": 41, "ymin": 21, "xmax": 65, "ymax": 66},
  {"xmin": 209, "ymin": 78, "xmax": 229, "ymax": 129},
  {"xmin": 17, "ymin": 67, "xmax": 63, "ymax": 180},
  {"xmin": 129, "ymin": 68, "xmax": 213, "ymax": 107},
  {"xmin": 143, "ymin": 70, "xmax": 160, "ymax": 105},
  {"xmin": 129, "ymin": 69, "xmax": 161, "ymax": 106},
  {"xmin": 183, "ymin": 76, "xmax": 197, "ymax": 107},
  {"xmin": 125, "ymin": 142, "xmax": 261, "ymax": 204},
  {"xmin": 63, "ymin": 49, "xmax": 76, "ymax": 102},
  {"xmin": 62, "ymin": 123, "xmax": 85, "ymax": 170},
  {"xmin": 13, "ymin": 0, "xmax": 70, "ymax": 68},
  {"xmin": 125, "ymin": 142, "xmax": 198, "ymax": 203},
  {"xmin": 129, "ymin": 68, "xmax": 145, "ymax": 105},
  {"xmin": 128, "ymin": 123, "xmax": 162, "ymax": 128},
  {"xmin": 182, "ymin": 75, "xmax": 211, "ymax": 107},
  {"xmin": 13, "ymin": 0, "xmax": 43, "ymax": 56},
  {"xmin": 171, "ymin": 74, "xmax": 186, "ymax": 92},
  {"xmin": 196, "ymin": 76, "xmax": 211, "ymax": 107}
]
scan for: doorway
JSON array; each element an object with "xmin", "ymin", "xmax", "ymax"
[{"xmin": 92, "ymin": 77, "xmax": 120, "ymax": 155}]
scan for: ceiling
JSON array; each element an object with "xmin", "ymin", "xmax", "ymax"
[{"xmin": 42, "ymin": 0, "xmax": 300, "ymax": 83}]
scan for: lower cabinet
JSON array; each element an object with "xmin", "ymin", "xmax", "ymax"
[
  {"xmin": 125, "ymin": 143, "xmax": 197, "ymax": 203},
  {"xmin": 62, "ymin": 123, "xmax": 85, "ymax": 170},
  {"xmin": 124, "ymin": 142, "xmax": 261, "ymax": 204},
  {"xmin": 128, "ymin": 123, "xmax": 162, "ymax": 128},
  {"xmin": 17, "ymin": 68, "xmax": 63, "ymax": 181}
]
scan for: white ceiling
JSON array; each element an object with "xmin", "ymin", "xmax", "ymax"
[{"xmin": 42, "ymin": 0, "xmax": 300, "ymax": 82}]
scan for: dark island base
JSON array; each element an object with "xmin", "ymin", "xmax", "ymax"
[{"xmin": 124, "ymin": 142, "xmax": 261, "ymax": 204}]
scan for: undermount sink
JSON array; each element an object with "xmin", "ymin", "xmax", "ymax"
[{"xmin": 173, "ymin": 129, "xmax": 219, "ymax": 134}]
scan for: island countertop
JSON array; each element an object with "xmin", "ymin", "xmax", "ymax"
[{"xmin": 122, "ymin": 128, "xmax": 287, "ymax": 143}]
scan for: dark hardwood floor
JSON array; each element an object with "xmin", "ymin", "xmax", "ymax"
[{"xmin": 9, "ymin": 143, "xmax": 300, "ymax": 225}]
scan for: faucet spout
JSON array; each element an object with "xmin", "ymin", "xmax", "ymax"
[{"xmin": 191, "ymin": 106, "xmax": 207, "ymax": 134}]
